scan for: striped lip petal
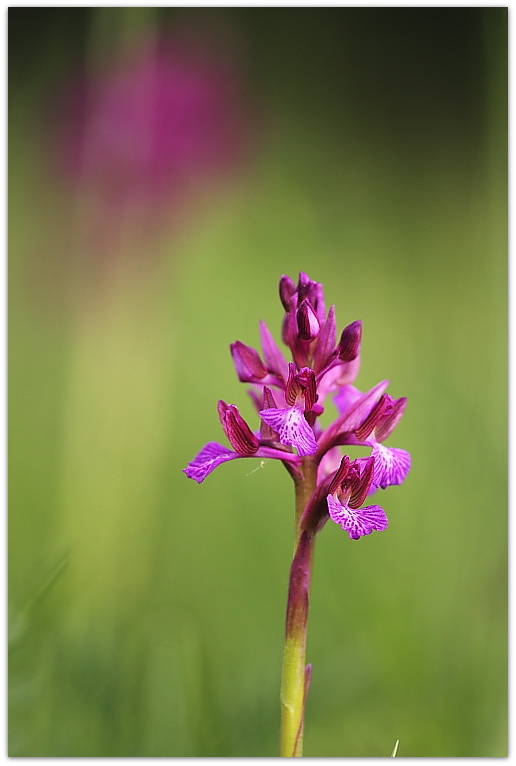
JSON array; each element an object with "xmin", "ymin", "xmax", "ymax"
[
  {"xmin": 259, "ymin": 404, "xmax": 318, "ymax": 456},
  {"xmin": 327, "ymin": 495, "xmax": 389, "ymax": 540},
  {"xmin": 370, "ymin": 443, "xmax": 411, "ymax": 489}
]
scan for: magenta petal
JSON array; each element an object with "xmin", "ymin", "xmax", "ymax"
[
  {"xmin": 375, "ymin": 397, "xmax": 408, "ymax": 442},
  {"xmin": 297, "ymin": 299, "xmax": 320, "ymax": 340},
  {"xmin": 183, "ymin": 442, "xmax": 239, "ymax": 483},
  {"xmin": 259, "ymin": 405, "xmax": 318, "ymax": 456},
  {"xmin": 339, "ymin": 356, "xmax": 361, "ymax": 385},
  {"xmin": 317, "ymin": 446, "xmax": 344, "ymax": 484},
  {"xmin": 313, "ymin": 305, "xmax": 337, "ymax": 374},
  {"xmin": 327, "ymin": 493, "xmax": 348, "ymax": 525},
  {"xmin": 351, "ymin": 504, "xmax": 389, "ymax": 537},
  {"xmin": 260, "ymin": 320, "xmax": 289, "ymax": 381},
  {"xmin": 231, "ymin": 341, "xmax": 267, "ymax": 383},
  {"xmin": 338, "ymin": 320, "xmax": 362, "ymax": 362},
  {"xmin": 337, "ymin": 380, "xmax": 390, "ymax": 431},
  {"xmin": 334, "ymin": 384, "xmax": 363, "ymax": 416},
  {"xmin": 327, "ymin": 495, "xmax": 388, "ymax": 539},
  {"xmin": 371, "ymin": 443, "xmax": 411, "ymax": 489}
]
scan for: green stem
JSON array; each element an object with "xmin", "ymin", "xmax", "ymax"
[{"xmin": 280, "ymin": 457, "xmax": 318, "ymax": 757}]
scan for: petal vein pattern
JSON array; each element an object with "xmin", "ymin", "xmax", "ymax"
[
  {"xmin": 327, "ymin": 495, "xmax": 389, "ymax": 540},
  {"xmin": 370, "ymin": 443, "xmax": 412, "ymax": 489},
  {"xmin": 183, "ymin": 442, "xmax": 239, "ymax": 483},
  {"xmin": 260, "ymin": 405, "xmax": 318, "ymax": 456}
]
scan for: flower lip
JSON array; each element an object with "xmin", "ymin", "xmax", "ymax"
[
  {"xmin": 327, "ymin": 494, "xmax": 388, "ymax": 540},
  {"xmin": 326, "ymin": 457, "xmax": 388, "ymax": 539},
  {"xmin": 370, "ymin": 443, "xmax": 411, "ymax": 490},
  {"xmin": 259, "ymin": 403, "xmax": 318, "ymax": 456}
]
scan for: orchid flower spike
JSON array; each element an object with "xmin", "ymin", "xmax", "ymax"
[{"xmin": 184, "ymin": 271, "xmax": 411, "ymax": 541}]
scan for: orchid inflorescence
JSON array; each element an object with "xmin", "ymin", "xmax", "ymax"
[
  {"xmin": 184, "ymin": 271, "xmax": 410, "ymax": 541},
  {"xmin": 184, "ymin": 271, "xmax": 410, "ymax": 756}
]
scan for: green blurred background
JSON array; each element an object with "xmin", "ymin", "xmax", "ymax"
[{"xmin": 9, "ymin": 7, "xmax": 507, "ymax": 757}]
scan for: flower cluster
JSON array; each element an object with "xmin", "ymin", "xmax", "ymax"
[{"xmin": 184, "ymin": 272, "xmax": 410, "ymax": 539}]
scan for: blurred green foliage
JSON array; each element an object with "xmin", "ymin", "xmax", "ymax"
[{"xmin": 9, "ymin": 7, "xmax": 507, "ymax": 756}]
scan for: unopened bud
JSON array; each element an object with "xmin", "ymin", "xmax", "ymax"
[
  {"xmin": 338, "ymin": 320, "xmax": 362, "ymax": 362},
  {"xmin": 297, "ymin": 272, "xmax": 311, "ymax": 302},
  {"xmin": 279, "ymin": 275, "xmax": 297, "ymax": 311},
  {"xmin": 297, "ymin": 299, "xmax": 320, "ymax": 341},
  {"xmin": 231, "ymin": 341, "xmax": 268, "ymax": 382}
]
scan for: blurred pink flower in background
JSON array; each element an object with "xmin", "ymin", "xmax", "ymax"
[{"xmin": 54, "ymin": 21, "xmax": 253, "ymax": 261}]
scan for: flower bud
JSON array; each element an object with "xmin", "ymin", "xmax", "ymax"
[
  {"xmin": 231, "ymin": 341, "xmax": 268, "ymax": 382},
  {"xmin": 281, "ymin": 309, "xmax": 298, "ymax": 349},
  {"xmin": 279, "ymin": 275, "xmax": 297, "ymax": 311},
  {"xmin": 297, "ymin": 272, "xmax": 312, "ymax": 302},
  {"xmin": 296, "ymin": 299, "xmax": 320, "ymax": 341},
  {"xmin": 338, "ymin": 320, "xmax": 362, "ymax": 362}
]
